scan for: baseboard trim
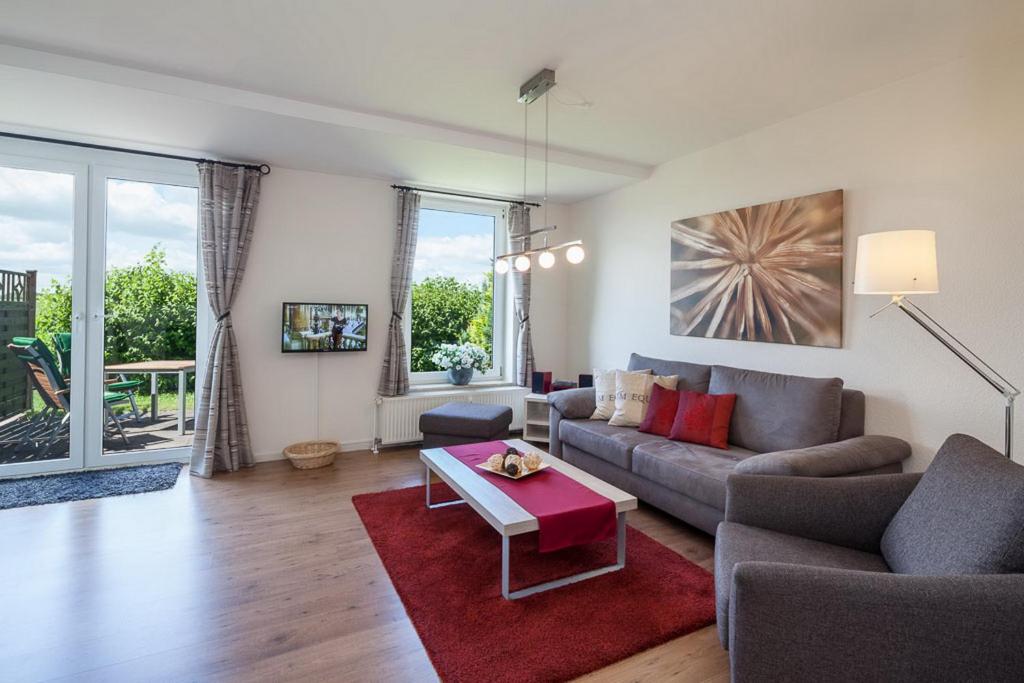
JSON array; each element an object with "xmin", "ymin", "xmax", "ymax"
[{"xmin": 254, "ymin": 439, "xmax": 375, "ymax": 463}]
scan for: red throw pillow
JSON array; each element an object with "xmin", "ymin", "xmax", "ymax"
[
  {"xmin": 668, "ymin": 391, "xmax": 737, "ymax": 449},
  {"xmin": 638, "ymin": 383, "xmax": 680, "ymax": 436}
]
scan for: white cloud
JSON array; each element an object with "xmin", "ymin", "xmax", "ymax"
[
  {"xmin": 0, "ymin": 166, "xmax": 75, "ymax": 285},
  {"xmin": 107, "ymin": 179, "xmax": 197, "ymax": 241},
  {"xmin": 413, "ymin": 234, "xmax": 493, "ymax": 285},
  {"xmin": 0, "ymin": 167, "xmax": 73, "ymax": 223},
  {"xmin": 0, "ymin": 169, "xmax": 198, "ymax": 286}
]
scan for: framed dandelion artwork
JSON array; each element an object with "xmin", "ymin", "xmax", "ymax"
[{"xmin": 670, "ymin": 189, "xmax": 843, "ymax": 348}]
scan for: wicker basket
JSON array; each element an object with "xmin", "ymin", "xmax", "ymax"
[{"xmin": 283, "ymin": 440, "xmax": 338, "ymax": 470}]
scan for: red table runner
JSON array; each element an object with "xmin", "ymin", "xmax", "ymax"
[{"xmin": 443, "ymin": 441, "xmax": 617, "ymax": 553}]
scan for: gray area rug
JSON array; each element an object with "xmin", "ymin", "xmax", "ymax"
[{"xmin": 0, "ymin": 463, "xmax": 184, "ymax": 510}]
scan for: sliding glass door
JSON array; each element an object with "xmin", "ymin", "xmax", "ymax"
[
  {"xmin": 0, "ymin": 155, "xmax": 88, "ymax": 476},
  {"xmin": 0, "ymin": 141, "xmax": 200, "ymax": 477},
  {"xmin": 86, "ymin": 166, "xmax": 200, "ymax": 468}
]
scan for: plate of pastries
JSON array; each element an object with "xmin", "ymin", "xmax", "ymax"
[{"xmin": 478, "ymin": 446, "xmax": 549, "ymax": 479}]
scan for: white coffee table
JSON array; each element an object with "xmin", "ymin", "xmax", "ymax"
[{"xmin": 419, "ymin": 438, "xmax": 638, "ymax": 600}]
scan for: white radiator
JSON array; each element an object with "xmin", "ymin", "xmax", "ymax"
[{"xmin": 373, "ymin": 386, "xmax": 529, "ymax": 451}]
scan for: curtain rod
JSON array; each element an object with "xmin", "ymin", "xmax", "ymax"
[
  {"xmin": 0, "ymin": 131, "xmax": 271, "ymax": 175},
  {"xmin": 391, "ymin": 184, "xmax": 541, "ymax": 207}
]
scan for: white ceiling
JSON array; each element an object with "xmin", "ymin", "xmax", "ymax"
[{"xmin": 0, "ymin": 0, "xmax": 1020, "ymax": 202}]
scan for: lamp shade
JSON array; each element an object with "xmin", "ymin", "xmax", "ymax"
[{"xmin": 854, "ymin": 229, "xmax": 939, "ymax": 295}]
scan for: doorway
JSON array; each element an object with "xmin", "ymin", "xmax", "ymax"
[{"xmin": 0, "ymin": 142, "xmax": 203, "ymax": 477}]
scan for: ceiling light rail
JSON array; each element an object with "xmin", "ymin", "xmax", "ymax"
[{"xmin": 495, "ymin": 68, "xmax": 586, "ymax": 274}]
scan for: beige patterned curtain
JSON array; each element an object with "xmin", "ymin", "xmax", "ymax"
[
  {"xmin": 189, "ymin": 162, "xmax": 261, "ymax": 478},
  {"xmin": 509, "ymin": 204, "xmax": 534, "ymax": 386},
  {"xmin": 378, "ymin": 189, "xmax": 420, "ymax": 396}
]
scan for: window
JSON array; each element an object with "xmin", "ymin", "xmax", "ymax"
[{"xmin": 408, "ymin": 198, "xmax": 506, "ymax": 383}]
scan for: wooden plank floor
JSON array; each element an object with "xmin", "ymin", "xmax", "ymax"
[{"xmin": 0, "ymin": 447, "xmax": 729, "ymax": 682}]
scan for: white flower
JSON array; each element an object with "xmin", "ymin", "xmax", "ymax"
[{"xmin": 433, "ymin": 342, "xmax": 491, "ymax": 373}]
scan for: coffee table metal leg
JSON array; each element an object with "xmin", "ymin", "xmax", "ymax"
[
  {"xmin": 424, "ymin": 463, "xmax": 466, "ymax": 510},
  {"xmin": 502, "ymin": 511, "xmax": 628, "ymax": 600},
  {"xmin": 617, "ymin": 511, "xmax": 626, "ymax": 565},
  {"xmin": 502, "ymin": 535, "xmax": 511, "ymax": 599}
]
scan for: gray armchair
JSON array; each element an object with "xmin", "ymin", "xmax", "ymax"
[{"xmin": 716, "ymin": 434, "xmax": 1024, "ymax": 682}]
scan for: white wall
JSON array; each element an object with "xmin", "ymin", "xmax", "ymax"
[
  {"xmin": 567, "ymin": 50, "xmax": 1024, "ymax": 471},
  {"xmin": 234, "ymin": 168, "xmax": 572, "ymax": 459}
]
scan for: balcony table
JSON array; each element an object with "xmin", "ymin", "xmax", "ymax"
[{"xmin": 104, "ymin": 360, "xmax": 195, "ymax": 436}]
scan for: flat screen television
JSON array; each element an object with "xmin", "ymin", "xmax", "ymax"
[{"xmin": 282, "ymin": 302, "xmax": 368, "ymax": 353}]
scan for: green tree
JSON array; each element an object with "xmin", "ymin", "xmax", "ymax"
[
  {"xmin": 35, "ymin": 278, "xmax": 73, "ymax": 345},
  {"xmin": 410, "ymin": 274, "xmax": 493, "ymax": 372},
  {"xmin": 34, "ymin": 246, "xmax": 197, "ymax": 390},
  {"xmin": 466, "ymin": 272, "xmax": 493, "ymax": 353},
  {"xmin": 102, "ymin": 247, "xmax": 197, "ymax": 366}
]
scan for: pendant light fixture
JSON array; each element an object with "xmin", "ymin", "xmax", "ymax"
[{"xmin": 494, "ymin": 68, "xmax": 585, "ymax": 274}]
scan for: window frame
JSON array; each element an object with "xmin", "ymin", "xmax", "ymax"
[{"xmin": 406, "ymin": 196, "xmax": 508, "ymax": 385}]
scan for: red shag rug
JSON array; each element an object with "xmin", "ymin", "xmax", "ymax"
[{"xmin": 353, "ymin": 483, "xmax": 716, "ymax": 682}]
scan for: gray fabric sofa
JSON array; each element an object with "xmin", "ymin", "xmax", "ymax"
[
  {"xmin": 717, "ymin": 434, "xmax": 1024, "ymax": 682},
  {"xmin": 548, "ymin": 353, "xmax": 911, "ymax": 535}
]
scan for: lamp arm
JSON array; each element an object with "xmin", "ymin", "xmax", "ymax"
[
  {"xmin": 895, "ymin": 298, "xmax": 1020, "ymax": 398},
  {"xmin": 891, "ymin": 297, "xmax": 1019, "ymax": 459},
  {"xmin": 901, "ymin": 298, "xmax": 1020, "ymax": 396}
]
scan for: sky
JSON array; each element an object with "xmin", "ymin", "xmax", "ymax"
[
  {"xmin": 412, "ymin": 207, "xmax": 495, "ymax": 286},
  {"xmin": 0, "ymin": 168, "xmax": 492, "ymax": 292},
  {"xmin": 0, "ymin": 166, "xmax": 197, "ymax": 290}
]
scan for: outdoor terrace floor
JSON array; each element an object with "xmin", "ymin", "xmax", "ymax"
[{"xmin": 0, "ymin": 410, "xmax": 192, "ymax": 466}]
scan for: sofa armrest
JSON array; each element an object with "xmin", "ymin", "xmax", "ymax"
[
  {"xmin": 546, "ymin": 388, "xmax": 595, "ymax": 458},
  {"xmin": 547, "ymin": 387, "xmax": 596, "ymax": 419},
  {"xmin": 725, "ymin": 473, "xmax": 922, "ymax": 552},
  {"xmin": 734, "ymin": 435, "xmax": 911, "ymax": 477},
  {"xmin": 729, "ymin": 563, "xmax": 1024, "ymax": 682}
]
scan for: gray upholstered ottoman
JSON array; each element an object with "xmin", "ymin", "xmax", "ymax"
[{"xmin": 419, "ymin": 402, "xmax": 513, "ymax": 448}]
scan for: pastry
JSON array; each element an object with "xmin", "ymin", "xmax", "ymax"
[
  {"xmin": 523, "ymin": 453, "xmax": 542, "ymax": 471},
  {"xmin": 486, "ymin": 454, "xmax": 504, "ymax": 472}
]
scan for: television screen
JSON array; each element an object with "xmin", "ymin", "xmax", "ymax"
[{"xmin": 282, "ymin": 302, "xmax": 368, "ymax": 353}]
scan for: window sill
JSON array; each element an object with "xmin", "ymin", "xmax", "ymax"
[{"xmin": 407, "ymin": 380, "xmax": 524, "ymax": 395}]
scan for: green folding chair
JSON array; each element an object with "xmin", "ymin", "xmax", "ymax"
[
  {"xmin": 51, "ymin": 332, "xmax": 144, "ymax": 422},
  {"xmin": 7, "ymin": 337, "xmax": 133, "ymax": 449}
]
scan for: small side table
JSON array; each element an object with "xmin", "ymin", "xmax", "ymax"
[{"xmin": 523, "ymin": 393, "xmax": 550, "ymax": 445}]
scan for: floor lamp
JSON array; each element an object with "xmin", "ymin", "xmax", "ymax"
[{"xmin": 854, "ymin": 229, "xmax": 1020, "ymax": 459}]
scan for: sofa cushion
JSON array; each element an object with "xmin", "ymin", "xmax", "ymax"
[
  {"xmin": 838, "ymin": 389, "xmax": 866, "ymax": 440},
  {"xmin": 418, "ymin": 402, "xmax": 513, "ymax": 438},
  {"xmin": 608, "ymin": 371, "xmax": 677, "ymax": 427},
  {"xmin": 638, "ymin": 383, "xmax": 680, "ymax": 436},
  {"xmin": 881, "ymin": 434, "xmax": 1024, "ymax": 575},
  {"xmin": 591, "ymin": 368, "xmax": 649, "ymax": 420},
  {"xmin": 559, "ymin": 419, "xmax": 665, "ymax": 470},
  {"xmin": 708, "ymin": 365, "xmax": 844, "ymax": 453},
  {"xmin": 627, "ymin": 353, "xmax": 712, "ymax": 393},
  {"xmin": 715, "ymin": 521, "xmax": 891, "ymax": 647},
  {"xmin": 631, "ymin": 439, "xmax": 757, "ymax": 510},
  {"xmin": 668, "ymin": 390, "xmax": 736, "ymax": 449}
]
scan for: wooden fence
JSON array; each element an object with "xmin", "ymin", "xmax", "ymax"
[{"xmin": 0, "ymin": 269, "xmax": 36, "ymax": 419}]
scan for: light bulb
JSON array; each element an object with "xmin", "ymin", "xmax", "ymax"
[
  {"xmin": 514, "ymin": 255, "xmax": 532, "ymax": 272},
  {"xmin": 565, "ymin": 245, "xmax": 586, "ymax": 264},
  {"xmin": 538, "ymin": 251, "xmax": 556, "ymax": 269},
  {"xmin": 494, "ymin": 258, "xmax": 510, "ymax": 274}
]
